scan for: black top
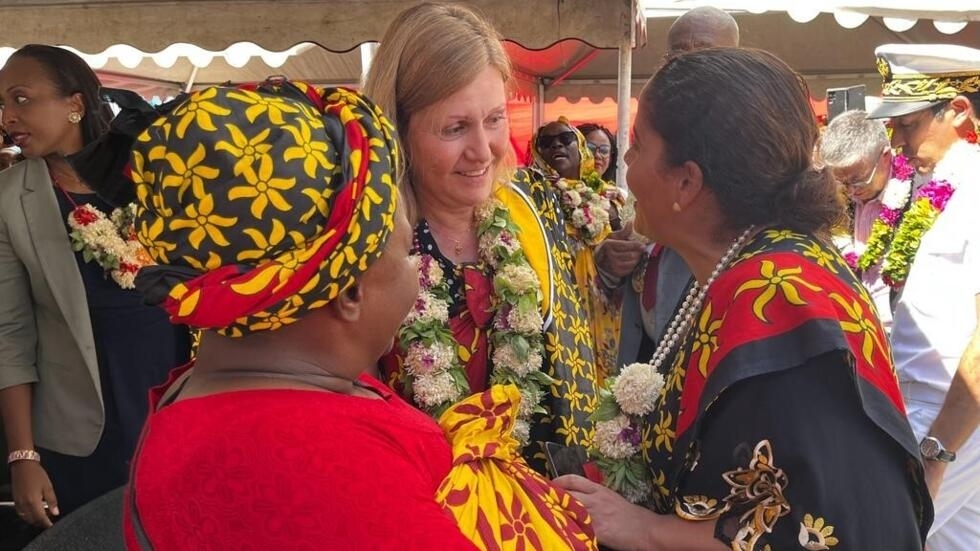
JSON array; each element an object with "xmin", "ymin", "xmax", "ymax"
[{"xmin": 55, "ymin": 189, "xmax": 191, "ymax": 455}]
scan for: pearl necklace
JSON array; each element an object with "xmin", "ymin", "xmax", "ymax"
[{"xmin": 648, "ymin": 226, "xmax": 755, "ymax": 371}]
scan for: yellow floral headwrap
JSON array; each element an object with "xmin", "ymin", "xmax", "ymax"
[
  {"xmin": 131, "ymin": 80, "xmax": 400, "ymax": 337},
  {"xmin": 530, "ymin": 116, "xmax": 596, "ymax": 179}
]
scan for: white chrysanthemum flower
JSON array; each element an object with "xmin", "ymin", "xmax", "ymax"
[
  {"xmin": 880, "ymin": 178, "xmax": 913, "ymax": 210},
  {"xmin": 404, "ymin": 292, "xmax": 449, "ymax": 325},
  {"xmin": 492, "ymin": 342, "xmax": 522, "ymax": 373},
  {"xmin": 492, "ymin": 343, "xmax": 543, "ymax": 378},
  {"xmin": 497, "ymin": 263, "xmax": 540, "ymax": 294},
  {"xmin": 507, "ymin": 305, "xmax": 544, "ymax": 334},
  {"xmin": 512, "ymin": 419, "xmax": 531, "ymax": 445},
  {"xmin": 475, "ymin": 198, "xmax": 503, "ymax": 222},
  {"xmin": 518, "ymin": 386, "xmax": 542, "ymax": 418},
  {"xmin": 413, "ymin": 370, "xmax": 462, "ymax": 408},
  {"xmin": 612, "ymin": 362, "xmax": 666, "ymax": 416},
  {"xmin": 563, "ymin": 190, "xmax": 582, "ymax": 206},
  {"xmin": 478, "ymin": 232, "xmax": 499, "ymax": 264},
  {"xmin": 418, "ymin": 254, "xmax": 445, "ymax": 288},
  {"xmin": 422, "ymin": 294, "xmax": 450, "ymax": 323},
  {"xmin": 115, "ymin": 271, "xmax": 137, "ymax": 289},
  {"xmin": 594, "ymin": 415, "xmax": 639, "ymax": 459},
  {"xmin": 404, "ymin": 341, "xmax": 455, "ymax": 377},
  {"xmin": 571, "ymin": 209, "xmax": 588, "ymax": 229},
  {"xmin": 590, "ymin": 198, "xmax": 611, "ymax": 222},
  {"xmin": 497, "ymin": 230, "xmax": 520, "ymax": 256},
  {"xmin": 525, "ymin": 350, "xmax": 543, "ymax": 373}
]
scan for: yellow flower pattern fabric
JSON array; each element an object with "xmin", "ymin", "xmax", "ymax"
[
  {"xmin": 131, "ymin": 82, "xmax": 399, "ymax": 336},
  {"xmin": 639, "ymin": 229, "xmax": 932, "ymax": 550},
  {"xmin": 435, "ymin": 385, "xmax": 597, "ymax": 551},
  {"xmin": 530, "ymin": 121, "xmax": 624, "ymax": 382},
  {"xmin": 510, "ymin": 169, "xmax": 600, "ymax": 466}
]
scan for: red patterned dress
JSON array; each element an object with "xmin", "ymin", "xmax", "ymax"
[{"xmin": 641, "ymin": 229, "xmax": 933, "ymax": 550}]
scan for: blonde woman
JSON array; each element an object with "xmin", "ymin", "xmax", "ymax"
[{"xmin": 368, "ymin": 2, "xmax": 601, "ymax": 472}]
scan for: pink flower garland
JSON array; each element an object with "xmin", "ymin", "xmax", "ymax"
[
  {"xmin": 880, "ymin": 179, "xmax": 956, "ymax": 287},
  {"xmin": 855, "ymin": 154, "xmax": 914, "ymax": 274}
]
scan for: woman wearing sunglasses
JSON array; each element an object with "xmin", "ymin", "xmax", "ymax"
[{"xmin": 530, "ymin": 117, "xmax": 630, "ymax": 382}]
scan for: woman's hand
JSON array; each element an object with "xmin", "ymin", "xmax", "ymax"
[
  {"xmin": 11, "ymin": 460, "xmax": 59, "ymax": 528},
  {"xmin": 553, "ymin": 474, "xmax": 655, "ymax": 551},
  {"xmin": 595, "ymin": 223, "xmax": 646, "ymax": 281}
]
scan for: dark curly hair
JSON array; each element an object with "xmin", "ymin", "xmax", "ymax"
[
  {"xmin": 576, "ymin": 122, "xmax": 617, "ymax": 181},
  {"xmin": 640, "ymin": 47, "xmax": 843, "ymax": 237}
]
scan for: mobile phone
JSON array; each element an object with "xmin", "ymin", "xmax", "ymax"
[{"xmin": 543, "ymin": 442, "xmax": 588, "ymax": 478}]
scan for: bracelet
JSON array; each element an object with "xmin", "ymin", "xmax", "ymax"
[{"xmin": 7, "ymin": 449, "xmax": 41, "ymax": 464}]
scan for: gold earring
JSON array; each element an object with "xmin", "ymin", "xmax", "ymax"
[
  {"xmin": 672, "ymin": 202, "xmax": 681, "ymax": 212},
  {"xmin": 68, "ymin": 112, "xmax": 82, "ymax": 124}
]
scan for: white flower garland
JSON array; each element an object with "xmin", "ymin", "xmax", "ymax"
[
  {"xmin": 589, "ymin": 361, "xmax": 665, "ymax": 503},
  {"xmin": 879, "ymin": 177, "xmax": 913, "ymax": 211},
  {"xmin": 65, "ymin": 202, "xmax": 152, "ymax": 289},
  {"xmin": 397, "ymin": 198, "xmax": 552, "ymax": 447},
  {"xmin": 589, "ymin": 227, "xmax": 753, "ymax": 503},
  {"xmin": 553, "ymin": 175, "xmax": 618, "ymax": 241}
]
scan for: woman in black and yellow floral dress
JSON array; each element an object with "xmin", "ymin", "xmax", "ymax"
[
  {"xmin": 555, "ymin": 48, "xmax": 932, "ymax": 550},
  {"xmin": 530, "ymin": 118, "xmax": 630, "ymax": 383}
]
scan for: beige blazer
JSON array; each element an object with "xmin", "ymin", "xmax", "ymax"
[{"xmin": 0, "ymin": 158, "xmax": 104, "ymax": 456}]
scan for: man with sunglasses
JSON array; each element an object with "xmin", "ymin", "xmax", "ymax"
[
  {"xmin": 820, "ymin": 110, "xmax": 895, "ymax": 331},
  {"xmin": 867, "ymin": 44, "xmax": 980, "ymax": 551}
]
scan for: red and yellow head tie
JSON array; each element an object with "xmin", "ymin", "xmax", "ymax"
[{"xmin": 131, "ymin": 80, "xmax": 400, "ymax": 337}]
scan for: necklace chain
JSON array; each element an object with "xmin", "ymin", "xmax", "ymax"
[
  {"xmin": 648, "ymin": 226, "xmax": 755, "ymax": 372},
  {"xmin": 426, "ymin": 217, "xmax": 475, "ymax": 257},
  {"xmin": 48, "ymin": 167, "xmax": 84, "ymax": 210}
]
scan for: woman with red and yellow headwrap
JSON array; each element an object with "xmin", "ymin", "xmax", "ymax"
[
  {"xmin": 120, "ymin": 81, "xmax": 479, "ymax": 550},
  {"xmin": 120, "ymin": 79, "xmax": 596, "ymax": 551}
]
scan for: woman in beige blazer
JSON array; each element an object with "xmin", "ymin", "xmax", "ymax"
[{"xmin": 0, "ymin": 45, "xmax": 190, "ymax": 529}]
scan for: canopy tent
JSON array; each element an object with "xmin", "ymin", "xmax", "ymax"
[
  {"xmin": 5, "ymin": 1, "xmax": 980, "ymax": 174},
  {"xmin": 0, "ymin": 0, "xmax": 644, "ymax": 182},
  {"xmin": 1, "ymin": 0, "xmax": 640, "ymax": 52}
]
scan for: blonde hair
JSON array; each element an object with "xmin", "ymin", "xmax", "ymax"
[{"xmin": 363, "ymin": 2, "xmax": 516, "ymax": 221}]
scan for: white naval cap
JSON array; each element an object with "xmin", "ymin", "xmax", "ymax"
[{"xmin": 867, "ymin": 43, "xmax": 980, "ymax": 119}]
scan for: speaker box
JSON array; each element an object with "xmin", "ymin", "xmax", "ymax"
[{"xmin": 826, "ymin": 85, "xmax": 867, "ymax": 121}]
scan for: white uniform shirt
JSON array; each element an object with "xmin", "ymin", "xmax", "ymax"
[{"xmin": 891, "ymin": 142, "xmax": 980, "ymax": 396}]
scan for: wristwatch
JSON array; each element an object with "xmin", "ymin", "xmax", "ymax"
[{"xmin": 919, "ymin": 436, "xmax": 957, "ymax": 462}]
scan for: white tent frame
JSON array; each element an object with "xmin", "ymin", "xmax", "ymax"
[{"xmin": 1, "ymin": 0, "xmax": 644, "ymax": 184}]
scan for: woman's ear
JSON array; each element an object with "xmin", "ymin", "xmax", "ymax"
[
  {"xmin": 674, "ymin": 160, "xmax": 705, "ymax": 209},
  {"xmin": 330, "ymin": 284, "xmax": 363, "ymax": 322},
  {"xmin": 69, "ymin": 92, "xmax": 86, "ymax": 118}
]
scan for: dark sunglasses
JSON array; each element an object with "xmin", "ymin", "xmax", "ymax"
[{"xmin": 536, "ymin": 131, "xmax": 577, "ymax": 150}]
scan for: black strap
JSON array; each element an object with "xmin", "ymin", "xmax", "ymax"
[{"xmin": 127, "ymin": 480, "xmax": 154, "ymax": 551}]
